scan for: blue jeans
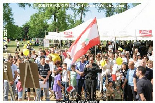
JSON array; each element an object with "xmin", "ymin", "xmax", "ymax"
[
  {"xmin": 36, "ymin": 81, "xmax": 50, "ymax": 101},
  {"xmin": 51, "ymin": 77, "xmax": 54, "ymax": 90},
  {"xmin": 76, "ymin": 79, "xmax": 84, "ymax": 100},
  {"xmin": 62, "ymin": 82, "xmax": 69, "ymax": 101},
  {"xmin": 3, "ymin": 80, "xmax": 16, "ymax": 101}
]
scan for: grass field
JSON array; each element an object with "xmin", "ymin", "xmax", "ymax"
[{"xmin": 3, "ymin": 40, "xmax": 43, "ymax": 56}]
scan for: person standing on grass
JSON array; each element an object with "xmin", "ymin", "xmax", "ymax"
[{"xmin": 16, "ymin": 40, "xmax": 20, "ymax": 52}]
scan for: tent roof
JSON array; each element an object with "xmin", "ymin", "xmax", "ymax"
[{"xmin": 47, "ymin": 1, "xmax": 154, "ymax": 40}]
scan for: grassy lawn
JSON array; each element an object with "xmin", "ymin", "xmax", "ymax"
[
  {"xmin": 3, "ymin": 40, "xmax": 43, "ymax": 56},
  {"xmin": 3, "ymin": 40, "xmax": 107, "ymax": 57}
]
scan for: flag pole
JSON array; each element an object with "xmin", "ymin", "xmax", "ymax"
[
  {"xmin": 95, "ymin": 45, "xmax": 96, "ymax": 58},
  {"xmin": 95, "ymin": 17, "xmax": 100, "ymax": 57}
]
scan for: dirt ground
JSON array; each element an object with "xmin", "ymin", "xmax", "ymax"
[{"xmin": 7, "ymin": 89, "xmax": 105, "ymax": 101}]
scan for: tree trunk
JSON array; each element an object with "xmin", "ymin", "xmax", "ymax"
[{"xmin": 80, "ymin": 9, "xmax": 83, "ymax": 23}]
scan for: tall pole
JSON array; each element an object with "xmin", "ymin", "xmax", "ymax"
[
  {"xmin": 114, "ymin": 30, "xmax": 116, "ymax": 53},
  {"xmin": 43, "ymin": 30, "xmax": 46, "ymax": 50},
  {"xmin": 95, "ymin": 45, "xmax": 96, "ymax": 58}
]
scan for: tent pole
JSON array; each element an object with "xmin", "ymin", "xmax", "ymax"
[
  {"xmin": 115, "ymin": 36, "xmax": 116, "ymax": 52},
  {"xmin": 135, "ymin": 29, "xmax": 137, "ymax": 42}
]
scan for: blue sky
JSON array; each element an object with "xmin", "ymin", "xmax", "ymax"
[
  {"xmin": 9, "ymin": 3, "xmax": 134, "ymax": 27},
  {"xmin": 9, "ymin": 3, "xmax": 106, "ymax": 27}
]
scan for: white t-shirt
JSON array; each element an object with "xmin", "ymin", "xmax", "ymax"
[
  {"xmin": 64, "ymin": 58, "xmax": 72, "ymax": 70},
  {"xmin": 108, "ymin": 45, "xmax": 113, "ymax": 50},
  {"xmin": 102, "ymin": 62, "xmax": 112, "ymax": 76},
  {"xmin": 17, "ymin": 42, "xmax": 19, "ymax": 46},
  {"xmin": 129, "ymin": 58, "xmax": 141, "ymax": 68},
  {"xmin": 122, "ymin": 57, "xmax": 127, "ymax": 63},
  {"xmin": 49, "ymin": 61, "xmax": 55, "ymax": 77},
  {"xmin": 62, "ymin": 69, "xmax": 69, "ymax": 82}
]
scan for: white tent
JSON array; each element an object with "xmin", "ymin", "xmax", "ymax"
[
  {"xmin": 97, "ymin": 1, "xmax": 155, "ymax": 40},
  {"xmin": 47, "ymin": 1, "xmax": 154, "ymax": 41},
  {"xmin": 46, "ymin": 20, "xmax": 92, "ymax": 40},
  {"xmin": 45, "ymin": 32, "xmax": 61, "ymax": 40}
]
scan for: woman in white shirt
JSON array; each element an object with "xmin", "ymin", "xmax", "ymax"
[
  {"xmin": 62, "ymin": 63, "xmax": 70, "ymax": 101},
  {"xmin": 100, "ymin": 56, "xmax": 112, "ymax": 94}
]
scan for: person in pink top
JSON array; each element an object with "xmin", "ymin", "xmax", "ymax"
[{"xmin": 16, "ymin": 76, "xmax": 23, "ymax": 101}]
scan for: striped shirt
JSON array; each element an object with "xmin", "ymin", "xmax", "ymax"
[{"xmin": 38, "ymin": 63, "xmax": 50, "ymax": 81}]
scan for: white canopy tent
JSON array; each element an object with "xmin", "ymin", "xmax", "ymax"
[
  {"xmin": 98, "ymin": 1, "xmax": 154, "ymax": 40},
  {"xmin": 46, "ymin": 1, "xmax": 154, "ymax": 41}
]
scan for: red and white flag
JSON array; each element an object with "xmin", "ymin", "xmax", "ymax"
[{"xmin": 67, "ymin": 17, "xmax": 100, "ymax": 63}]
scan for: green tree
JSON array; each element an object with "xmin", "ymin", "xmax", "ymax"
[
  {"xmin": 132, "ymin": 3, "xmax": 141, "ymax": 7},
  {"xmin": 33, "ymin": 3, "xmax": 69, "ymax": 32},
  {"xmin": 96, "ymin": 3, "xmax": 115, "ymax": 17},
  {"xmin": 115, "ymin": 3, "xmax": 130, "ymax": 14},
  {"xmin": 3, "ymin": 3, "xmax": 14, "ymax": 26},
  {"xmin": 18, "ymin": 3, "xmax": 31, "ymax": 8},
  {"xmin": 3, "ymin": 3, "xmax": 31, "ymax": 39},
  {"xmin": 71, "ymin": 3, "xmax": 90, "ymax": 23},
  {"xmin": 27, "ymin": 12, "xmax": 48, "ymax": 38}
]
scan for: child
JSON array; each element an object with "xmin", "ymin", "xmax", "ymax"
[
  {"xmin": 106, "ymin": 81, "xmax": 114, "ymax": 101},
  {"xmin": 16, "ymin": 76, "xmax": 23, "ymax": 101},
  {"xmin": 62, "ymin": 63, "xmax": 70, "ymax": 101},
  {"xmin": 147, "ymin": 60, "xmax": 153, "ymax": 69},
  {"xmin": 114, "ymin": 84, "xmax": 123, "ymax": 101},
  {"xmin": 53, "ymin": 67, "xmax": 64, "ymax": 101},
  {"xmin": 69, "ymin": 65, "xmax": 77, "ymax": 99}
]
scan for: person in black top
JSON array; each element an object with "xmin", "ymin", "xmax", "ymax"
[
  {"xmin": 120, "ymin": 62, "xmax": 128, "ymax": 101},
  {"xmin": 36, "ymin": 56, "xmax": 51, "ymax": 101},
  {"xmin": 133, "ymin": 59, "xmax": 153, "ymax": 93},
  {"xmin": 84, "ymin": 57, "xmax": 102, "ymax": 101},
  {"xmin": 136, "ymin": 66, "xmax": 153, "ymax": 101}
]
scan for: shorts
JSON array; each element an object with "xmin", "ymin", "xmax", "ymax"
[
  {"xmin": 27, "ymin": 88, "xmax": 35, "ymax": 92},
  {"xmin": 18, "ymin": 91, "xmax": 23, "ymax": 99},
  {"xmin": 55, "ymin": 91, "xmax": 62, "ymax": 100}
]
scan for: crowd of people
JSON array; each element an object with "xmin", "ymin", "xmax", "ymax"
[{"xmin": 3, "ymin": 40, "xmax": 153, "ymax": 101}]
